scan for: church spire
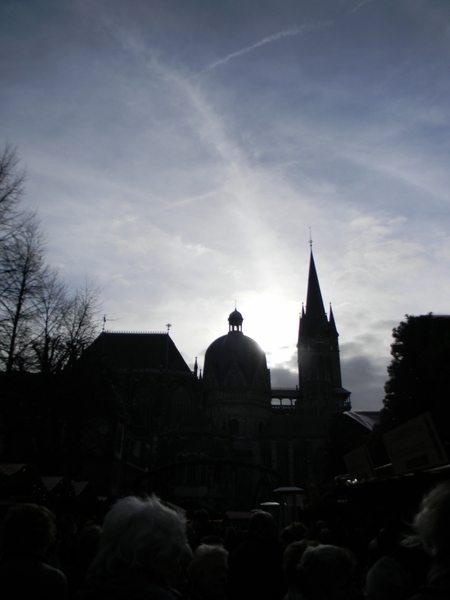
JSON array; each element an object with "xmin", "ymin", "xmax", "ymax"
[
  {"xmin": 297, "ymin": 248, "xmax": 350, "ymax": 415},
  {"xmin": 303, "ymin": 250, "xmax": 328, "ymax": 337}
]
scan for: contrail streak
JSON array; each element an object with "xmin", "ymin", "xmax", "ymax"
[
  {"xmin": 201, "ymin": 21, "xmax": 332, "ymax": 74},
  {"xmin": 348, "ymin": 0, "xmax": 373, "ymax": 15}
]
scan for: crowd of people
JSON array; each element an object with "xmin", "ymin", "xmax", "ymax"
[{"xmin": 1, "ymin": 481, "xmax": 450, "ymax": 600}]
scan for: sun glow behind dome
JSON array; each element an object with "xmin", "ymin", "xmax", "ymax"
[{"xmin": 233, "ymin": 292, "xmax": 299, "ymax": 372}]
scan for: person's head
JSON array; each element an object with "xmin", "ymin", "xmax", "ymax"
[
  {"xmin": 413, "ymin": 482, "xmax": 450, "ymax": 558},
  {"xmin": 283, "ymin": 539, "xmax": 319, "ymax": 587},
  {"xmin": 248, "ymin": 510, "xmax": 277, "ymax": 541},
  {"xmin": 280, "ymin": 522, "xmax": 306, "ymax": 547},
  {"xmin": 189, "ymin": 543, "xmax": 228, "ymax": 599},
  {"xmin": 77, "ymin": 525, "xmax": 102, "ymax": 565},
  {"xmin": 318, "ymin": 528, "xmax": 332, "ymax": 544},
  {"xmin": 0, "ymin": 504, "xmax": 56, "ymax": 556},
  {"xmin": 192, "ymin": 509, "xmax": 209, "ymax": 527},
  {"xmin": 297, "ymin": 544, "xmax": 357, "ymax": 600},
  {"xmin": 365, "ymin": 555, "xmax": 414, "ymax": 600},
  {"xmin": 88, "ymin": 495, "xmax": 188, "ymax": 585}
]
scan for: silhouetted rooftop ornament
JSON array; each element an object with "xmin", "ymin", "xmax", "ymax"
[
  {"xmin": 102, "ymin": 314, "xmax": 121, "ymax": 332},
  {"xmin": 228, "ymin": 309, "xmax": 243, "ymax": 332}
]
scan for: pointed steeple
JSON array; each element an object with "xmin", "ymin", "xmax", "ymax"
[
  {"xmin": 297, "ymin": 248, "xmax": 350, "ymax": 414},
  {"xmin": 329, "ymin": 304, "xmax": 338, "ymax": 337},
  {"xmin": 303, "ymin": 250, "xmax": 328, "ymax": 336}
]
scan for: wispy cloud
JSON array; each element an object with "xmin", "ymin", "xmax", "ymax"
[
  {"xmin": 3, "ymin": 0, "xmax": 449, "ymax": 409},
  {"xmin": 348, "ymin": 0, "xmax": 373, "ymax": 15},
  {"xmin": 200, "ymin": 22, "xmax": 332, "ymax": 74}
]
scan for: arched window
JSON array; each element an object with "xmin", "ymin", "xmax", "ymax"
[{"xmin": 318, "ymin": 356, "xmax": 325, "ymax": 378}]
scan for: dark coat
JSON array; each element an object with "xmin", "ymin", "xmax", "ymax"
[
  {"xmin": 227, "ymin": 533, "xmax": 286, "ymax": 600},
  {"xmin": 0, "ymin": 552, "xmax": 67, "ymax": 599},
  {"xmin": 74, "ymin": 572, "xmax": 181, "ymax": 600},
  {"xmin": 409, "ymin": 557, "xmax": 450, "ymax": 600}
]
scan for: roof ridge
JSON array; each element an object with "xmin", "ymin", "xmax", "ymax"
[{"xmin": 103, "ymin": 330, "xmax": 167, "ymax": 335}]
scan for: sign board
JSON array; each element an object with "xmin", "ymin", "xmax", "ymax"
[
  {"xmin": 344, "ymin": 445, "xmax": 375, "ymax": 481},
  {"xmin": 382, "ymin": 412, "xmax": 448, "ymax": 475}
]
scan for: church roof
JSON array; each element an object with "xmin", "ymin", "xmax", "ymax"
[{"xmin": 83, "ymin": 332, "xmax": 192, "ymax": 375}]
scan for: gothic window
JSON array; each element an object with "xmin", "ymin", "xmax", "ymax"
[
  {"xmin": 319, "ymin": 356, "xmax": 325, "ymax": 379},
  {"xmin": 294, "ymin": 443, "xmax": 307, "ymax": 481},
  {"xmin": 169, "ymin": 386, "xmax": 196, "ymax": 427},
  {"xmin": 134, "ymin": 388, "xmax": 152, "ymax": 428},
  {"xmin": 326, "ymin": 357, "xmax": 332, "ymax": 383},
  {"xmin": 223, "ymin": 363, "xmax": 245, "ymax": 388},
  {"xmin": 115, "ymin": 425, "xmax": 124, "ymax": 456},
  {"xmin": 277, "ymin": 442, "xmax": 289, "ymax": 483},
  {"xmin": 261, "ymin": 442, "xmax": 271, "ymax": 468}
]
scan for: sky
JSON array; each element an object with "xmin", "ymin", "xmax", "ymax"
[{"xmin": 1, "ymin": 0, "xmax": 450, "ymax": 411}]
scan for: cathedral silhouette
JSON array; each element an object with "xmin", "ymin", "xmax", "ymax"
[{"xmin": 82, "ymin": 250, "xmax": 351, "ymax": 510}]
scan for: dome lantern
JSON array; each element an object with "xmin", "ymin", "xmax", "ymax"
[{"xmin": 228, "ymin": 309, "xmax": 243, "ymax": 332}]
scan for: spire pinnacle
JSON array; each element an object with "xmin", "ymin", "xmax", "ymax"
[
  {"xmin": 329, "ymin": 303, "xmax": 339, "ymax": 336},
  {"xmin": 303, "ymin": 251, "xmax": 328, "ymax": 336},
  {"xmin": 194, "ymin": 356, "xmax": 198, "ymax": 378}
]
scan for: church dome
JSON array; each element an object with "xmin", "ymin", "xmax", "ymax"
[{"xmin": 203, "ymin": 311, "xmax": 270, "ymax": 389}]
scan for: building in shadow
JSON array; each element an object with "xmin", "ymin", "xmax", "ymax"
[
  {"xmin": 0, "ymin": 251, "xmax": 351, "ymax": 511},
  {"xmin": 69, "ymin": 250, "xmax": 350, "ymax": 509}
]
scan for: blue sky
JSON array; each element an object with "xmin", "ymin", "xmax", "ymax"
[{"xmin": 1, "ymin": 0, "xmax": 450, "ymax": 410}]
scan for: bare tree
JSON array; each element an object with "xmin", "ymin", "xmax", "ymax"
[
  {"xmin": 0, "ymin": 213, "xmax": 46, "ymax": 461},
  {"xmin": 31, "ymin": 269, "xmax": 70, "ymax": 374},
  {"xmin": 63, "ymin": 280, "xmax": 102, "ymax": 368},
  {"xmin": 0, "ymin": 216, "xmax": 46, "ymax": 373},
  {"xmin": 0, "ymin": 144, "xmax": 103, "ymax": 374},
  {"xmin": 0, "ymin": 143, "xmax": 103, "ymax": 464},
  {"xmin": 0, "ymin": 144, "xmax": 26, "ymax": 235},
  {"xmin": 31, "ymin": 277, "xmax": 102, "ymax": 373}
]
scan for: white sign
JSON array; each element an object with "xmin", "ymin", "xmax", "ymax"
[{"xmin": 383, "ymin": 412, "xmax": 447, "ymax": 475}]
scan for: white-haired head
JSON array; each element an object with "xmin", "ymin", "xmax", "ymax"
[
  {"xmin": 413, "ymin": 482, "xmax": 450, "ymax": 558},
  {"xmin": 88, "ymin": 495, "xmax": 187, "ymax": 582}
]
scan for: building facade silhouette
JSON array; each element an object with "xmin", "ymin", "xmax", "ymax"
[{"xmin": 68, "ymin": 251, "xmax": 351, "ymax": 509}]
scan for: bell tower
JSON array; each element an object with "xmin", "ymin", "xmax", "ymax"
[{"xmin": 297, "ymin": 250, "xmax": 351, "ymax": 416}]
